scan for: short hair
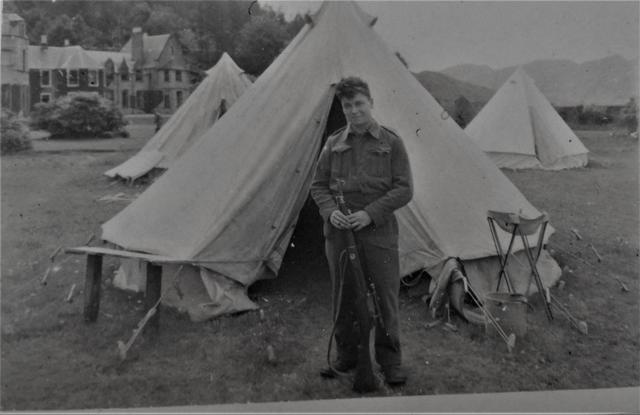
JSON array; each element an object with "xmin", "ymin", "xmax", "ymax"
[{"xmin": 335, "ymin": 77, "xmax": 372, "ymax": 101}]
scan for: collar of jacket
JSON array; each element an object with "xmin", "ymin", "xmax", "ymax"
[{"xmin": 334, "ymin": 120, "xmax": 381, "ymax": 148}]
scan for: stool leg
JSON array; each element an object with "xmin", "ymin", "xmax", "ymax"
[
  {"xmin": 488, "ymin": 219, "xmax": 516, "ymax": 292},
  {"xmin": 145, "ymin": 262, "xmax": 162, "ymax": 330},
  {"xmin": 519, "ymin": 229, "xmax": 553, "ymax": 321},
  {"xmin": 84, "ymin": 254, "xmax": 102, "ymax": 322}
]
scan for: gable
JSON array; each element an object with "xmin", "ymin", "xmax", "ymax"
[
  {"xmin": 120, "ymin": 33, "xmax": 171, "ymax": 68},
  {"xmin": 155, "ymin": 36, "xmax": 190, "ymax": 70}
]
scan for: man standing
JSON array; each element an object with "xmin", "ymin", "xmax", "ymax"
[{"xmin": 310, "ymin": 77, "xmax": 413, "ymax": 386}]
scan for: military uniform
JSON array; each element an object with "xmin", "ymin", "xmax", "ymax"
[{"xmin": 310, "ymin": 119, "xmax": 413, "ymax": 370}]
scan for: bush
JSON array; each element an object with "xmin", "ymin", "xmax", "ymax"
[
  {"xmin": 31, "ymin": 93, "xmax": 127, "ymax": 139},
  {"xmin": 1, "ymin": 109, "xmax": 32, "ymax": 154},
  {"xmin": 623, "ymin": 114, "xmax": 637, "ymax": 133}
]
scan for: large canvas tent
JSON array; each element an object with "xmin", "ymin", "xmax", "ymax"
[
  {"xmin": 102, "ymin": 1, "xmax": 560, "ymax": 320},
  {"xmin": 105, "ymin": 52, "xmax": 252, "ymax": 181},
  {"xmin": 465, "ymin": 67, "xmax": 589, "ymax": 170}
]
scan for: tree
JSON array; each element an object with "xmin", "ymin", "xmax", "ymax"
[
  {"xmin": 234, "ymin": 15, "xmax": 290, "ymax": 75},
  {"xmin": 286, "ymin": 13, "xmax": 307, "ymax": 37},
  {"xmin": 143, "ymin": 6, "xmax": 187, "ymax": 35},
  {"xmin": 46, "ymin": 14, "xmax": 75, "ymax": 46},
  {"xmin": 623, "ymin": 98, "xmax": 637, "ymax": 133}
]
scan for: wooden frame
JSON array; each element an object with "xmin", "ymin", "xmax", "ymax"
[{"xmin": 65, "ymin": 246, "xmax": 179, "ymax": 327}]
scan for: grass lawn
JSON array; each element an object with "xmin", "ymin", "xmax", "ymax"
[{"xmin": 1, "ymin": 128, "xmax": 638, "ymax": 410}]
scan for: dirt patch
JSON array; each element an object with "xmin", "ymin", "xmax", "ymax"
[{"xmin": 1, "ymin": 130, "xmax": 638, "ymax": 410}]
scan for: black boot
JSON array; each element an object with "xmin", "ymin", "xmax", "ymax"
[
  {"xmin": 382, "ymin": 365, "xmax": 407, "ymax": 386},
  {"xmin": 320, "ymin": 359, "xmax": 357, "ymax": 378}
]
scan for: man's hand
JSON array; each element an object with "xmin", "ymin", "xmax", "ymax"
[
  {"xmin": 330, "ymin": 210, "xmax": 352, "ymax": 229},
  {"xmin": 347, "ymin": 210, "xmax": 372, "ymax": 231}
]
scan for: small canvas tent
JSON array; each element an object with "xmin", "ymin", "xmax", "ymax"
[
  {"xmin": 105, "ymin": 52, "xmax": 252, "ymax": 181},
  {"xmin": 102, "ymin": 2, "xmax": 560, "ymax": 320},
  {"xmin": 465, "ymin": 67, "xmax": 589, "ymax": 170}
]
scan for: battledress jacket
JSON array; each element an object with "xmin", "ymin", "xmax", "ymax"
[{"xmin": 310, "ymin": 120, "xmax": 413, "ymax": 242}]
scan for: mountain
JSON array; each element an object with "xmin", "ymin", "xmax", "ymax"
[
  {"xmin": 412, "ymin": 70, "xmax": 495, "ymax": 115},
  {"xmin": 442, "ymin": 55, "xmax": 638, "ymax": 106}
]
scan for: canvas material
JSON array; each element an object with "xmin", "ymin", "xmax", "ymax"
[
  {"xmin": 466, "ymin": 71, "xmax": 536, "ymax": 156},
  {"xmin": 466, "ymin": 67, "xmax": 588, "ymax": 170},
  {"xmin": 113, "ymin": 259, "xmax": 259, "ymax": 321},
  {"xmin": 102, "ymin": 2, "xmax": 560, "ymax": 304},
  {"xmin": 105, "ymin": 53, "xmax": 252, "ymax": 180}
]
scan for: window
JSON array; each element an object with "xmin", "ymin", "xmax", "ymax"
[
  {"xmin": 40, "ymin": 93, "xmax": 51, "ymax": 103},
  {"xmin": 176, "ymin": 90, "xmax": 183, "ymax": 107},
  {"xmin": 41, "ymin": 70, "xmax": 50, "ymax": 87},
  {"xmin": 122, "ymin": 90, "xmax": 128, "ymax": 108},
  {"xmin": 67, "ymin": 69, "xmax": 79, "ymax": 86},
  {"xmin": 135, "ymin": 70, "xmax": 142, "ymax": 82},
  {"xmin": 136, "ymin": 91, "xmax": 144, "ymax": 109},
  {"xmin": 22, "ymin": 50, "xmax": 26, "ymax": 71},
  {"xmin": 88, "ymin": 70, "xmax": 98, "ymax": 87},
  {"xmin": 163, "ymin": 94, "xmax": 170, "ymax": 109},
  {"xmin": 121, "ymin": 71, "xmax": 129, "ymax": 82},
  {"xmin": 164, "ymin": 70, "xmax": 170, "ymax": 82},
  {"xmin": 130, "ymin": 95, "xmax": 136, "ymax": 109},
  {"xmin": 175, "ymin": 70, "xmax": 182, "ymax": 82}
]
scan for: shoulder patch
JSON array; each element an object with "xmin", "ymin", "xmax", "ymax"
[{"xmin": 380, "ymin": 125, "xmax": 399, "ymax": 137}]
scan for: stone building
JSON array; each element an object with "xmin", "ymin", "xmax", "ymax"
[{"xmin": 1, "ymin": 13, "xmax": 30, "ymax": 114}]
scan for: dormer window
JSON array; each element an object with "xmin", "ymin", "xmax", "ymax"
[
  {"xmin": 164, "ymin": 70, "xmax": 170, "ymax": 82},
  {"xmin": 67, "ymin": 69, "xmax": 79, "ymax": 86},
  {"xmin": 121, "ymin": 71, "xmax": 129, "ymax": 82},
  {"xmin": 175, "ymin": 70, "xmax": 182, "ymax": 82}
]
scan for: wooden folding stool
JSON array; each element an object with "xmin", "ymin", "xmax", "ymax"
[{"xmin": 486, "ymin": 210, "xmax": 553, "ymax": 321}]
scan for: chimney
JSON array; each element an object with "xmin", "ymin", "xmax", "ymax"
[
  {"xmin": 131, "ymin": 27, "xmax": 143, "ymax": 66},
  {"xmin": 40, "ymin": 34, "xmax": 48, "ymax": 50},
  {"xmin": 64, "ymin": 39, "xmax": 70, "ymax": 46}
]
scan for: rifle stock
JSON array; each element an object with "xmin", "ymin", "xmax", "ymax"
[{"xmin": 335, "ymin": 180, "xmax": 378, "ymax": 393}]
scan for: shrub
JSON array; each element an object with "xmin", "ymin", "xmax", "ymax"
[
  {"xmin": 623, "ymin": 114, "xmax": 637, "ymax": 133},
  {"xmin": 31, "ymin": 93, "xmax": 127, "ymax": 139},
  {"xmin": 1, "ymin": 109, "xmax": 32, "ymax": 154}
]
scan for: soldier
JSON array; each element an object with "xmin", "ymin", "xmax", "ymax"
[{"xmin": 310, "ymin": 76, "xmax": 413, "ymax": 386}]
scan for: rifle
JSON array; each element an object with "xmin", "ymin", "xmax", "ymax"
[{"xmin": 334, "ymin": 179, "xmax": 380, "ymax": 393}]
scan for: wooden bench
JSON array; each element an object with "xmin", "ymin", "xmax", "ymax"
[{"xmin": 65, "ymin": 246, "xmax": 186, "ymax": 329}]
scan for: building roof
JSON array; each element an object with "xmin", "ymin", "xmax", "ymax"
[
  {"xmin": 28, "ymin": 44, "xmax": 136, "ymax": 71},
  {"xmin": 3, "ymin": 13, "xmax": 26, "ymax": 37},
  {"xmin": 120, "ymin": 33, "xmax": 171, "ymax": 67},
  {"xmin": 28, "ymin": 45, "xmax": 98, "ymax": 70},
  {"xmin": 3, "ymin": 13, "xmax": 24, "ymax": 22},
  {"xmin": 85, "ymin": 50, "xmax": 134, "ymax": 70},
  {"xmin": 59, "ymin": 48, "xmax": 102, "ymax": 70}
]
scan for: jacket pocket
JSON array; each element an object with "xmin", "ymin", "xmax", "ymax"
[{"xmin": 365, "ymin": 145, "xmax": 391, "ymax": 177}]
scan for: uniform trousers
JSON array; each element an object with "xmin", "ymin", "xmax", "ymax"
[{"xmin": 324, "ymin": 215, "xmax": 401, "ymax": 369}]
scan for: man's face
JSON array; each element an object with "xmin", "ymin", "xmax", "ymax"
[{"xmin": 340, "ymin": 92, "xmax": 373, "ymax": 129}]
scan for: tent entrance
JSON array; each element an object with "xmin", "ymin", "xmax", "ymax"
[{"xmin": 283, "ymin": 94, "xmax": 346, "ymax": 265}]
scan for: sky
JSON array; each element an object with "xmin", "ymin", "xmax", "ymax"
[{"xmin": 261, "ymin": 1, "xmax": 639, "ymax": 72}]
